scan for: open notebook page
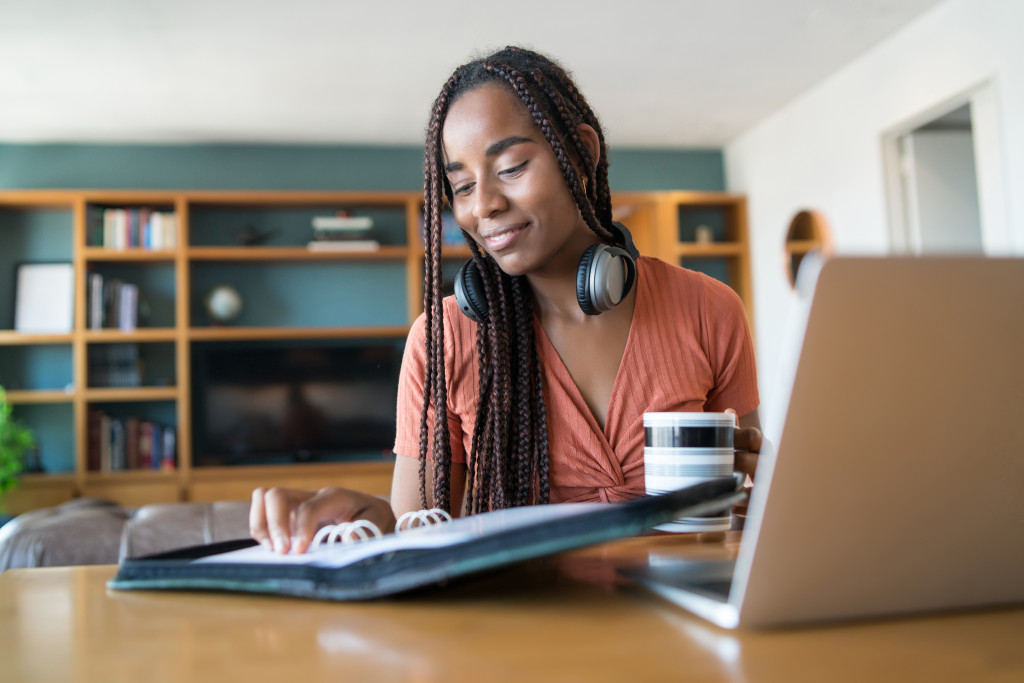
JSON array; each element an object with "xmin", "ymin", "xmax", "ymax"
[{"xmin": 197, "ymin": 503, "xmax": 607, "ymax": 569}]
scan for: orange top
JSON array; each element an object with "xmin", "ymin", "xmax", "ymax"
[{"xmin": 393, "ymin": 256, "xmax": 759, "ymax": 504}]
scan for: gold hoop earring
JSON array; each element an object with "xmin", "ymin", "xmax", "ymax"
[{"xmin": 582, "ymin": 177, "xmax": 588, "ymax": 195}]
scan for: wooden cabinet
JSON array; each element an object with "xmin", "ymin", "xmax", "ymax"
[
  {"xmin": 1, "ymin": 189, "xmax": 751, "ymax": 514},
  {"xmin": 615, "ymin": 191, "xmax": 754, "ymax": 333}
]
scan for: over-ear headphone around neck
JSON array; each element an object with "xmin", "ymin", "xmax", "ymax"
[{"xmin": 454, "ymin": 221, "xmax": 639, "ymax": 323}]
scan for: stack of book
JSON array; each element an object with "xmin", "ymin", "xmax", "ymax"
[
  {"xmin": 307, "ymin": 214, "xmax": 379, "ymax": 251},
  {"xmin": 88, "ymin": 207, "xmax": 178, "ymax": 250},
  {"xmin": 88, "ymin": 273, "xmax": 141, "ymax": 330},
  {"xmin": 87, "ymin": 410, "xmax": 176, "ymax": 472},
  {"xmin": 88, "ymin": 343, "xmax": 142, "ymax": 387}
]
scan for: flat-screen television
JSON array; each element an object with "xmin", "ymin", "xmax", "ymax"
[{"xmin": 191, "ymin": 340, "xmax": 404, "ymax": 466}]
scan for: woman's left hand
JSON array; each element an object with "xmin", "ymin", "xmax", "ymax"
[{"xmin": 726, "ymin": 408, "xmax": 762, "ymax": 480}]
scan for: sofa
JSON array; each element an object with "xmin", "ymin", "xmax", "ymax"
[{"xmin": 0, "ymin": 497, "xmax": 252, "ymax": 571}]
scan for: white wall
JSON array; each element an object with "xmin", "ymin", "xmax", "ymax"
[{"xmin": 724, "ymin": 0, "xmax": 1024, "ymax": 431}]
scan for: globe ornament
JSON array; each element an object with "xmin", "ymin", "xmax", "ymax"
[{"xmin": 204, "ymin": 285, "xmax": 243, "ymax": 325}]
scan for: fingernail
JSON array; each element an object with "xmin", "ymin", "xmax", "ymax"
[
  {"xmin": 273, "ymin": 536, "xmax": 288, "ymax": 553},
  {"xmin": 260, "ymin": 539, "xmax": 272, "ymax": 552}
]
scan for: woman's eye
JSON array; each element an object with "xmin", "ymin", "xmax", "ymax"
[
  {"xmin": 500, "ymin": 161, "xmax": 528, "ymax": 177},
  {"xmin": 452, "ymin": 182, "xmax": 474, "ymax": 196}
]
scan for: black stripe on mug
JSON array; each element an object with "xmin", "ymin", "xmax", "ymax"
[{"xmin": 644, "ymin": 426, "xmax": 734, "ymax": 448}]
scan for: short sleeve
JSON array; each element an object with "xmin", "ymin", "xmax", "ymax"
[
  {"xmin": 392, "ymin": 310, "xmax": 469, "ymax": 463},
  {"xmin": 701, "ymin": 277, "xmax": 760, "ymax": 416}
]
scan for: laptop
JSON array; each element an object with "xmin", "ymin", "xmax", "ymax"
[{"xmin": 623, "ymin": 255, "xmax": 1024, "ymax": 629}]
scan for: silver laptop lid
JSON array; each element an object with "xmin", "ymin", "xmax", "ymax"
[{"xmin": 733, "ymin": 256, "xmax": 1024, "ymax": 628}]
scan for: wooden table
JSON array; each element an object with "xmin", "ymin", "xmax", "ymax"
[{"xmin": 2, "ymin": 533, "xmax": 1022, "ymax": 682}]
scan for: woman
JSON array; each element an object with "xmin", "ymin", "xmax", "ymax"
[{"xmin": 251, "ymin": 46, "xmax": 762, "ymax": 554}]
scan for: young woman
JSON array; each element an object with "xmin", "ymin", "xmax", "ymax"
[{"xmin": 250, "ymin": 46, "xmax": 762, "ymax": 554}]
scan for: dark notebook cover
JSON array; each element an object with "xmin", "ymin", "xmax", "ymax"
[{"xmin": 108, "ymin": 477, "xmax": 744, "ymax": 601}]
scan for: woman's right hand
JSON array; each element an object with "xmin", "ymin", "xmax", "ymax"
[{"xmin": 249, "ymin": 486, "xmax": 396, "ymax": 555}]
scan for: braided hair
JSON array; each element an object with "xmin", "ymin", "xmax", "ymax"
[{"xmin": 420, "ymin": 46, "xmax": 618, "ymax": 515}]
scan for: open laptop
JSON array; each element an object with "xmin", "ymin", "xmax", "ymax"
[{"xmin": 623, "ymin": 255, "xmax": 1024, "ymax": 629}]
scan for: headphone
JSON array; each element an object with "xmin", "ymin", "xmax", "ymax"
[{"xmin": 454, "ymin": 221, "xmax": 639, "ymax": 323}]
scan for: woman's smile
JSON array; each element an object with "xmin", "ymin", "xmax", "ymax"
[{"xmin": 480, "ymin": 221, "xmax": 530, "ymax": 252}]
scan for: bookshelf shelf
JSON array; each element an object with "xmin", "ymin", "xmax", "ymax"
[
  {"xmin": 83, "ymin": 329, "xmax": 178, "ymax": 343},
  {"xmin": 82, "ymin": 248, "xmax": 177, "ymax": 262},
  {"xmin": 187, "ymin": 246, "xmax": 409, "ymax": 261},
  {"xmin": 84, "ymin": 470, "xmax": 178, "ymax": 483},
  {"xmin": 0, "ymin": 332, "xmax": 74, "ymax": 346},
  {"xmin": 85, "ymin": 387, "xmax": 179, "ymax": 402},
  {"xmin": 675, "ymin": 243, "xmax": 746, "ymax": 257},
  {"xmin": 1, "ymin": 188, "xmax": 751, "ymax": 513},
  {"xmin": 4, "ymin": 390, "xmax": 74, "ymax": 405},
  {"xmin": 187, "ymin": 325, "xmax": 409, "ymax": 342}
]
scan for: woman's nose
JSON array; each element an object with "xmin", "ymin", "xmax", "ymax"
[{"xmin": 473, "ymin": 178, "xmax": 507, "ymax": 219}]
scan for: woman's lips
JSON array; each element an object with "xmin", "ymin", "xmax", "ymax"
[{"xmin": 482, "ymin": 223, "xmax": 528, "ymax": 251}]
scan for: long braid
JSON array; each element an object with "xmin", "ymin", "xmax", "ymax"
[
  {"xmin": 419, "ymin": 46, "xmax": 615, "ymax": 514},
  {"xmin": 419, "ymin": 71, "xmax": 461, "ymax": 511}
]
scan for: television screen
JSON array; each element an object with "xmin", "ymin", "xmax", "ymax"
[{"xmin": 192, "ymin": 340, "xmax": 403, "ymax": 466}]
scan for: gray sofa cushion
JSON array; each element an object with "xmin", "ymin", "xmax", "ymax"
[{"xmin": 0, "ymin": 498, "xmax": 251, "ymax": 571}]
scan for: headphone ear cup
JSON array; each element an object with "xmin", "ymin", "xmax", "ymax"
[
  {"xmin": 576, "ymin": 244, "xmax": 601, "ymax": 315},
  {"xmin": 577, "ymin": 244, "xmax": 636, "ymax": 316},
  {"xmin": 454, "ymin": 260, "xmax": 488, "ymax": 323}
]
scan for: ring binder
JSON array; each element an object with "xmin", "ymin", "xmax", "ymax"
[
  {"xmin": 309, "ymin": 509, "xmax": 454, "ymax": 550},
  {"xmin": 109, "ymin": 479, "xmax": 746, "ymax": 602},
  {"xmin": 396, "ymin": 508, "xmax": 453, "ymax": 531},
  {"xmin": 311, "ymin": 520, "xmax": 383, "ymax": 549}
]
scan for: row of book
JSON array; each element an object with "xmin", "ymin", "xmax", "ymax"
[
  {"xmin": 88, "ymin": 207, "xmax": 178, "ymax": 250},
  {"xmin": 88, "ymin": 273, "xmax": 142, "ymax": 330},
  {"xmin": 88, "ymin": 343, "xmax": 142, "ymax": 387},
  {"xmin": 87, "ymin": 411, "xmax": 176, "ymax": 472}
]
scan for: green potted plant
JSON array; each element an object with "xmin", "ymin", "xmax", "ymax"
[{"xmin": 0, "ymin": 387, "xmax": 36, "ymax": 504}]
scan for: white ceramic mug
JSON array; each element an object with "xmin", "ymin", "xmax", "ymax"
[{"xmin": 644, "ymin": 412, "xmax": 735, "ymax": 532}]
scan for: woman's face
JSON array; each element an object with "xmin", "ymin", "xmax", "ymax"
[{"xmin": 442, "ymin": 83, "xmax": 594, "ymax": 278}]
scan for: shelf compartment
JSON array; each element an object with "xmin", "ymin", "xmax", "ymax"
[
  {"xmin": 8, "ymin": 402, "xmax": 75, "ymax": 475},
  {"xmin": 87, "ymin": 342, "xmax": 176, "ymax": 390},
  {"xmin": 188, "ymin": 202, "xmax": 410, "ymax": 248},
  {"xmin": 85, "ymin": 262, "xmax": 177, "ymax": 329},
  {"xmin": 190, "ymin": 261, "xmax": 408, "ymax": 328},
  {"xmin": 0, "ymin": 344, "xmax": 73, "ymax": 393},
  {"xmin": 1, "ymin": 206, "xmax": 74, "ymax": 333}
]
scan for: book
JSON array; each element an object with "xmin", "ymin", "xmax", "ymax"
[
  {"xmin": 306, "ymin": 239, "xmax": 381, "ymax": 252},
  {"xmin": 107, "ymin": 478, "xmax": 744, "ymax": 601},
  {"xmin": 311, "ymin": 215, "xmax": 374, "ymax": 231}
]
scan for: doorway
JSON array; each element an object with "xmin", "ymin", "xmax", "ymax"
[{"xmin": 883, "ymin": 83, "xmax": 1009, "ymax": 255}]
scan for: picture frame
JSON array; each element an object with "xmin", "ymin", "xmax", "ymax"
[{"xmin": 13, "ymin": 262, "xmax": 75, "ymax": 333}]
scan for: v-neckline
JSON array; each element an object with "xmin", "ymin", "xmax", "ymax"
[{"xmin": 533, "ymin": 259, "xmax": 644, "ymax": 441}]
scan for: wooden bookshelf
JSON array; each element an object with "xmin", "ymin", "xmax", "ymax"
[{"xmin": 1, "ymin": 189, "xmax": 752, "ymax": 513}]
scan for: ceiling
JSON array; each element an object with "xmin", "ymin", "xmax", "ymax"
[{"xmin": 0, "ymin": 0, "xmax": 945, "ymax": 148}]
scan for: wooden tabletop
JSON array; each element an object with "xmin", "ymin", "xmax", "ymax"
[{"xmin": 2, "ymin": 533, "xmax": 1022, "ymax": 683}]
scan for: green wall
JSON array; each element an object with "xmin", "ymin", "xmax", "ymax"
[{"xmin": 0, "ymin": 143, "xmax": 724, "ymax": 192}]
